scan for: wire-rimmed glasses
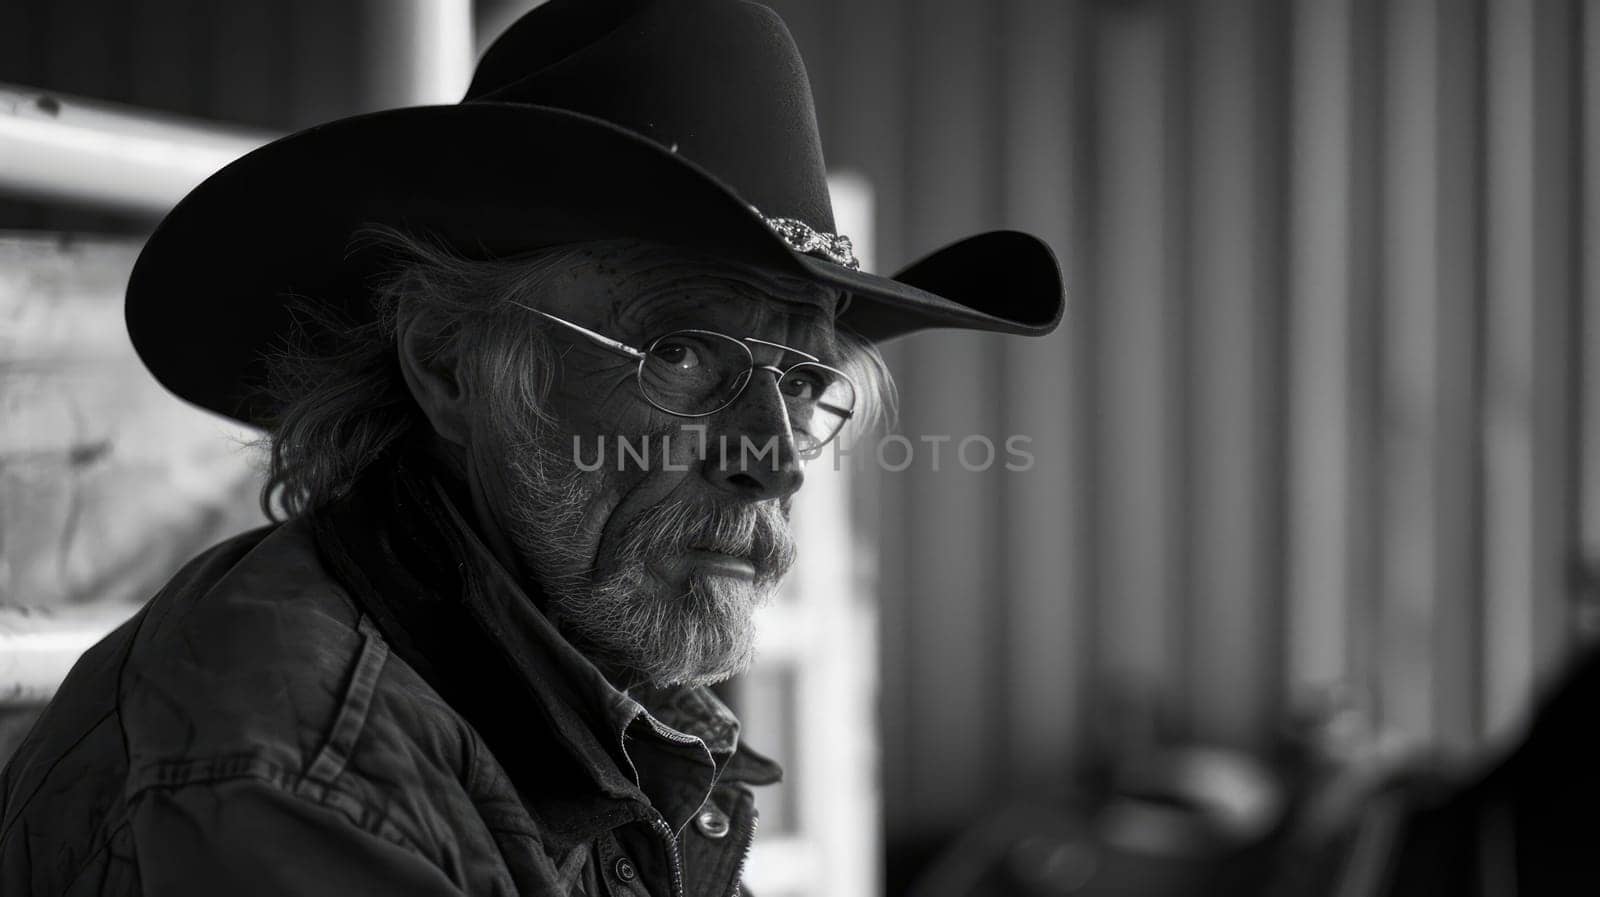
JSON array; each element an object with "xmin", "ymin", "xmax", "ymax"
[{"xmin": 509, "ymin": 302, "xmax": 857, "ymax": 459}]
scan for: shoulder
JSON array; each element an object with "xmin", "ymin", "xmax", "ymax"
[
  {"xmin": 120, "ymin": 520, "xmax": 527, "ymax": 866},
  {"xmin": 4, "ymin": 522, "xmax": 530, "ymax": 891},
  {"xmin": 119, "ymin": 518, "xmax": 496, "ymax": 797},
  {"xmin": 118, "ymin": 518, "xmax": 373, "ymax": 777},
  {"xmin": 0, "ymin": 525, "xmax": 276, "ymax": 829}
]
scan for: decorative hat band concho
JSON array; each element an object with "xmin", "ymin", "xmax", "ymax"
[{"xmin": 753, "ymin": 206, "xmax": 861, "ymax": 270}]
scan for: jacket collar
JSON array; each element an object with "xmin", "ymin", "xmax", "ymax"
[{"xmin": 310, "ymin": 451, "xmax": 781, "ymax": 845}]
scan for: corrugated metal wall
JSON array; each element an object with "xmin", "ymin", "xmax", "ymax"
[{"xmin": 767, "ymin": 0, "xmax": 1595, "ymax": 852}]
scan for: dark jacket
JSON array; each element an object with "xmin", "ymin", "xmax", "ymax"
[{"xmin": 0, "ymin": 457, "xmax": 780, "ymax": 896}]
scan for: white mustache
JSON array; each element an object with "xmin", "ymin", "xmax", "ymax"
[{"xmin": 613, "ymin": 499, "xmax": 796, "ymax": 584}]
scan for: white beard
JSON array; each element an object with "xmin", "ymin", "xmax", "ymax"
[{"xmin": 498, "ymin": 431, "xmax": 793, "ymax": 688}]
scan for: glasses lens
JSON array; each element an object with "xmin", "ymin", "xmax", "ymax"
[
  {"xmin": 778, "ymin": 362, "xmax": 857, "ymax": 458},
  {"xmin": 639, "ymin": 330, "xmax": 752, "ymax": 415}
]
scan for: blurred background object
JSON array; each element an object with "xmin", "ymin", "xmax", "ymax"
[
  {"xmin": 4, "ymin": 0, "xmax": 1599, "ymax": 894},
  {"xmin": 0, "ymin": 233, "xmax": 263, "ymax": 756}
]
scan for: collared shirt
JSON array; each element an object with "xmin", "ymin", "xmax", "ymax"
[{"xmin": 311, "ymin": 451, "xmax": 783, "ymax": 891}]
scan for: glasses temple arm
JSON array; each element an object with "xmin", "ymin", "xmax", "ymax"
[
  {"xmin": 511, "ymin": 302, "xmax": 857, "ymax": 426},
  {"xmin": 508, "ymin": 301, "xmax": 646, "ymax": 360}
]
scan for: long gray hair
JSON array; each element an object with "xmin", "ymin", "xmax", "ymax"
[{"xmin": 259, "ymin": 226, "xmax": 896, "ymax": 519}]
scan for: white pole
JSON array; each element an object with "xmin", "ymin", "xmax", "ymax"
[
  {"xmin": 363, "ymin": 0, "xmax": 476, "ymax": 108},
  {"xmin": 0, "ymin": 84, "xmax": 275, "ymax": 216}
]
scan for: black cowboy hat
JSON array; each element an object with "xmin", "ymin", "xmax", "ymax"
[{"xmin": 126, "ymin": 0, "xmax": 1066, "ymax": 427}]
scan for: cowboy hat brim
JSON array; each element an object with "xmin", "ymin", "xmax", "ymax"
[{"xmin": 127, "ymin": 102, "xmax": 1065, "ymax": 427}]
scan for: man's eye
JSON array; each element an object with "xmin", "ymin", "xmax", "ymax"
[
  {"xmin": 652, "ymin": 342, "xmax": 702, "ymax": 370},
  {"xmin": 782, "ymin": 372, "xmax": 820, "ymax": 400}
]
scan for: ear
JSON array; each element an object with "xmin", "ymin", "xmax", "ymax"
[{"xmin": 396, "ymin": 313, "xmax": 473, "ymax": 448}]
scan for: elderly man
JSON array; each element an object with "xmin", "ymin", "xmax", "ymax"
[{"xmin": 0, "ymin": 1, "xmax": 1061, "ymax": 894}]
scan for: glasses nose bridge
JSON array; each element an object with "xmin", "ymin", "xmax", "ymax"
[
  {"xmin": 729, "ymin": 334, "xmax": 799, "ymax": 404},
  {"xmin": 730, "ymin": 362, "xmax": 798, "ymax": 426}
]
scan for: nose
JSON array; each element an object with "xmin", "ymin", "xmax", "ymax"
[{"xmin": 702, "ymin": 367, "xmax": 805, "ymax": 501}]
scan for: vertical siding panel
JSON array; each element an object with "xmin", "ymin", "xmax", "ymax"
[
  {"xmin": 211, "ymin": 0, "xmax": 292, "ymax": 128},
  {"xmin": 1529, "ymin": 0, "xmax": 1580, "ymax": 680},
  {"xmin": 0, "ymin": 3, "xmax": 40, "ymax": 86},
  {"xmin": 1378, "ymin": 0, "xmax": 1441, "ymax": 745},
  {"xmin": 1432, "ymin": 0, "xmax": 1486, "ymax": 748},
  {"xmin": 1166, "ymin": 0, "xmax": 1198, "ymax": 747},
  {"xmin": 1581, "ymin": 1, "xmax": 1600, "ymax": 650},
  {"xmin": 286, "ymin": 0, "xmax": 364, "ymax": 127},
  {"xmin": 1070, "ymin": 2, "xmax": 1106, "ymax": 773},
  {"xmin": 1482, "ymin": 0, "xmax": 1576, "ymax": 735},
  {"xmin": 893, "ymin": 0, "xmax": 1004, "ymax": 833},
  {"xmin": 0, "ymin": 0, "xmax": 42, "ymax": 228},
  {"xmin": 1186, "ymin": 0, "xmax": 1272, "ymax": 747},
  {"xmin": 40, "ymin": 0, "xmax": 119, "ymax": 102},
  {"xmin": 998, "ymin": 0, "xmax": 1083, "ymax": 793},
  {"xmin": 817, "ymin": 0, "xmax": 911, "ymax": 268},
  {"xmin": 1259, "ymin": 0, "xmax": 1294, "ymax": 737},
  {"xmin": 1288, "ymin": 0, "xmax": 1357, "ymax": 709},
  {"xmin": 1092, "ymin": 6, "xmax": 1178, "ymax": 721},
  {"xmin": 1345, "ymin": 0, "xmax": 1390, "ymax": 738},
  {"xmin": 129, "ymin": 0, "xmax": 208, "ymax": 115},
  {"xmin": 791, "ymin": 0, "xmax": 922, "ymax": 847},
  {"xmin": 828, "ymin": 0, "xmax": 919, "ymax": 843},
  {"xmin": 1483, "ymin": 0, "xmax": 1539, "ymax": 736}
]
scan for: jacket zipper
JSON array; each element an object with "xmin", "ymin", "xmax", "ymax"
[
  {"xmin": 650, "ymin": 815, "xmax": 687, "ymax": 897},
  {"xmin": 641, "ymin": 789, "xmax": 760, "ymax": 897},
  {"xmin": 724, "ymin": 810, "xmax": 758, "ymax": 897}
]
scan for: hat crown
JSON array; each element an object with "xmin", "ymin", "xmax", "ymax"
[{"xmin": 465, "ymin": 0, "xmax": 835, "ymax": 232}]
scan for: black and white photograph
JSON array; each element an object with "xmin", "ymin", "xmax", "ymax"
[{"xmin": 0, "ymin": 1, "xmax": 1595, "ymax": 895}]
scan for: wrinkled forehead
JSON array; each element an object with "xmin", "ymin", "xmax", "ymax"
[{"xmin": 544, "ymin": 240, "xmax": 842, "ymax": 347}]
